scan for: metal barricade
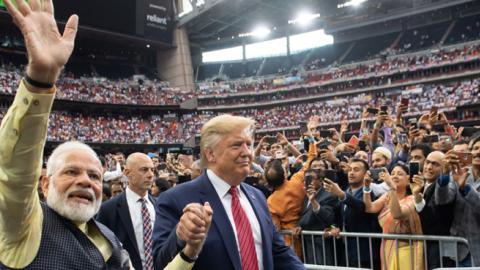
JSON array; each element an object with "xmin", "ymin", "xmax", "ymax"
[{"xmin": 281, "ymin": 230, "xmax": 471, "ymax": 269}]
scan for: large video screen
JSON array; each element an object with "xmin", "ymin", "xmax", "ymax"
[{"xmin": 53, "ymin": 0, "xmax": 173, "ymax": 44}]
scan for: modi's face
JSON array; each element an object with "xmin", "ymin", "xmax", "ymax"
[{"xmin": 46, "ymin": 150, "xmax": 103, "ymax": 224}]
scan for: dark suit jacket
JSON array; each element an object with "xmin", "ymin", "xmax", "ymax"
[
  {"xmin": 419, "ymin": 181, "xmax": 454, "ymax": 236},
  {"xmin": 341, "ymin": 187, "xmax": 381, "ymax": 264},
  {"xmin": 299, "ymin": 188, "xmax": 338, "ymax": 230},
  {"xmin": 96, "ymin": 192, "xmax": 156, "ymax": 270},
  {"xmin": 152, "ymin": 173, "xmax": 305, "ymax": 270}
]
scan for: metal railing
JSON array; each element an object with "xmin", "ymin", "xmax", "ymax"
[{"xmin": 281, "ymin": 230, "xmax": 471, "ymax": 270}]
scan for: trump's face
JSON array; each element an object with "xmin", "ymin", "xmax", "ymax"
[{"xmin": 208, "ymin": 129, "xmax": 253, "ymax": 185}]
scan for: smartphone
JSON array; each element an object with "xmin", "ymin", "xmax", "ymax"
[
  {"xmin": 319, "ymin": 129, "xmax": 332, "ymax": 138},
  {"xmin": 369, "ymin": 168, "xmax": 385, "ymax": 181},
  {"xmin": 317, "ymin": 141, "xmax": 330, "ymax": 151},
  {"xmin": 409, "ymin": 162, "xmax": 420, "ymax": 180},
  {"xmin": 461, "ymin": 127, "xmax": 480, "ymax": 137},
  {"xmin": 380, "ymin": 106, "xmax": 388, "ymax": 113},
  {"xmin": 299, "ymin": 121, "xmax": 308, "ymax": 134},
  {"xmin": 431, "ymin": 106, "xmax": 438, "ymax": 114},
  {"xmin": 423, "ymin": 134, "xmax": 439, "ymax": 143},
  {"xmin": 348, "ymin": 135, "xmax": 359, "ymax": 148},
  {"xmin": 401, "ymin": 97, "xmax": 409, "ymax": 107},
  {"xmin": 367, "ymin": 107, "xmax": 379, "ymax": 114},
  {"xmin": 456, "ymin": 152, "xmax": 473, "ymax": 167},
  {"xmin": 304, "ymin": 175, "xmax": 313, "ymax": 189},
  {"xmin": 358, "ymin": 140, "xmax": 367, "ymax": 151},
  {"xmin": 303, "ymin": 138, "xmax": 310, "ymax": 154},
  {"xmin": 324, "ymin": 169, "xmax": 337, "ymax": 182},
  {"xmin": 265, "ymin": 136, "xmax": 277, "ymax": 144},
  {"xmin": 397, "ymin": 133, "xmax": 408, "ymax": 145},
  {"xmin": 408, "ymin": 118, "xmax": 418, "ymax": 128}
]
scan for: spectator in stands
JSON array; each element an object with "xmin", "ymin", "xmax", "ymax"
[
  {"xmin": 151, "ymin": 178, "xmax": 171, "ymax": 197},
  {"xmin": 408, "ymin": 144, "xmax": 432, "ymax": 172},
  {"xmin": 413, "ymin": 151, "xmax": 455, "ymax": 269},
  {"xmin": 266, "ymin": 139, "xmax": 316, "ymax": 258},
  {"xmin": 298, "ymin": 169, "xmax": 338, "ymax": 265},
  {"xmin": 323, "ymin": 159, "xmax": 381, "ymax": 269},
  {"xmin": 436, "ymin": 135, "xmax": 480, "ymax": 266},
  {"xmin": 190, "ymin": 159, "xmax": 203, "ymax": 179},
  {"xmin": 110, "ymin": 180, "xmax": 124, "ymax": 198},
  {"xmin": 364, "ymin": 163, "xmax": 424, "ymax": 270}
]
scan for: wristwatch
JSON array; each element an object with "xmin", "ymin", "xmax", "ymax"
[{"xmin": 180, "ymin": 250, "xmax": 198, "ymax": 263}]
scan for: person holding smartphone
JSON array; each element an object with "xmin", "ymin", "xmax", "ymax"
[
  {"xmin": 297, "ymin": 169, "xmax": 338, "ymax": 265},
  {"xmin": 436, "ymin": 136, "xmax": 480, "ymax": 266},
  {"xmin": 363, "ymin": 164, "xmax": 424, "ymax": 270},
  {"xmin": 265, "ymin": 139, "xmax": 317, "ymax": 259},
  {"xmin": 412, "ymin": 151, "xmax": 456, "ymax": 269}
]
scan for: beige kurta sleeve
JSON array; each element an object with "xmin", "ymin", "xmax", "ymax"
[{"xmin": 0, "ymin": 80, "xmax": 55, "ymax": 268}]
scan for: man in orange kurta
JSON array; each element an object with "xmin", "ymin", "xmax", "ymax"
[{"xmin": 266, "ymin": 142, "xmax": 317, "ymax": 259}]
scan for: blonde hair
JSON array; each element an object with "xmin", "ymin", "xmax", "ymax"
[{"xmin": 200, "ymin": 114, "xmax": 255, "ymax": 167}]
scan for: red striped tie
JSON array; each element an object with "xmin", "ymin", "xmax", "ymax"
[{"xmin": 229, "ymin": 186, "xmax": 259, "ymax": 270}]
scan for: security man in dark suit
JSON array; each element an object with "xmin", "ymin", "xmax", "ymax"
[{"xmin": 97, "ymin": 153, "xmax": 157, "ymax": 270}]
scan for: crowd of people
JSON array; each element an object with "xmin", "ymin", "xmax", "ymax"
[
  {"xmin": 197, "ymin": 42, "xmax": 480, "ymax": 98},
  {"xmin": 1, "ymin": 77, "xmax": 478, "ymax": 144},
  {"xmin": 0, "ymin": 62, "xmax": 194, "ymax": 105}
]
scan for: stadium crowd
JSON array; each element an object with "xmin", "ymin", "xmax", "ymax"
[
  {"xmin": 1, "ymin": 77, "xmax": 478, "ymax": 144},
  {"xmin": 0, "ymin": 62, "xmax": 194, "ymax": 105},
  {"xmin": 197, "ymin": 42, "xmax": 480, "ymax": 97}
]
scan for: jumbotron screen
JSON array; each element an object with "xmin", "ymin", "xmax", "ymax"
[
  {"xmin": 53, "ymin": 0, "xmax": 174, "ymax": 44},
  {"xmin": 1, "ymin": 0, "xmax": 173, "ymax": 44}
]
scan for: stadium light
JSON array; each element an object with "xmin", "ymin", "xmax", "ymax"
[
  {"xmin": 288, "ymin": 12, "xmax": 320, "ymax": 25},
  {"xmin": 238, "ymin": 27, "xmax": 271, "ymax": 38},
  {"xmin": 338, "ymin": 0, "xmax": 367, "ymax": 8}
]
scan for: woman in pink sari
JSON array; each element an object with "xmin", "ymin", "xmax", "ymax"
[{"xmin": 363, "ymin": 164, "xmax": 424, "ymax": 270}]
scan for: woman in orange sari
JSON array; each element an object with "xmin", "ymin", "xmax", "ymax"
[{"xmin": 363, "ymin": 164, "xmax": 424, "ymax": 270}]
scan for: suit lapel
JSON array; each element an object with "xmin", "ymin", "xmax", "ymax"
[
  {"xmin": 117, "ymin": 193, "xmax": 139, "ymax": 255},
  {"xmin": 198, "ymin": 175, "xmax": 242, "ymax": 270}
]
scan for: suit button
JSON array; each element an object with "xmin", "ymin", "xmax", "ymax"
[
  {"xmin": 23, "ymin": 98, "xmax": 29, "ymax": 105},
  {"xmin": 33, "ymin": 100, "xmax": 40, "ymax": 106}
]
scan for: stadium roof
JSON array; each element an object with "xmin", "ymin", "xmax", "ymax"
[{"xmin": 183, "ymin": 0, "xmax": 478, "ymax": 50}]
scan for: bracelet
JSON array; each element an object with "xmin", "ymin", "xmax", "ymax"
[
  {"xmin": 363, "ymin": 186, "xmax": 371, "ymax": 193},
  {"xmin": 180, "ymin": 250, "xmax": 197, "ymax": 263},
  {"xmin": 24, "ymin": 74, "xmax": 54, "ymax": 89}
]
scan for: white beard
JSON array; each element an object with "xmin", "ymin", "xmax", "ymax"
[{"xmin": 46, "ymin": 180, "xmax": 101, "ymax": 224}]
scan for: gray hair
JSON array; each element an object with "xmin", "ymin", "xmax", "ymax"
[{"xmin": 46, "ymin": 141, "xmax": 101, "ymax": 178}]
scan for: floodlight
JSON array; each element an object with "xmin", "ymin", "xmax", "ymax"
[
  {"xmin": 288, "ymin": 12, "xmax": 320, "ymax": 25},
  {"xmin": 251, "ymin": 27, "xmax": 271, "ymax": 37}
]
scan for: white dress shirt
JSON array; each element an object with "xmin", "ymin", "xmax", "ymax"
[
  {"xmin": 207, "ymin": 169, "xmax": 264, "ymax": 270},
  {"xmin": 125, "ymin": 187, "xmax": 156, "ymax": 267}
]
